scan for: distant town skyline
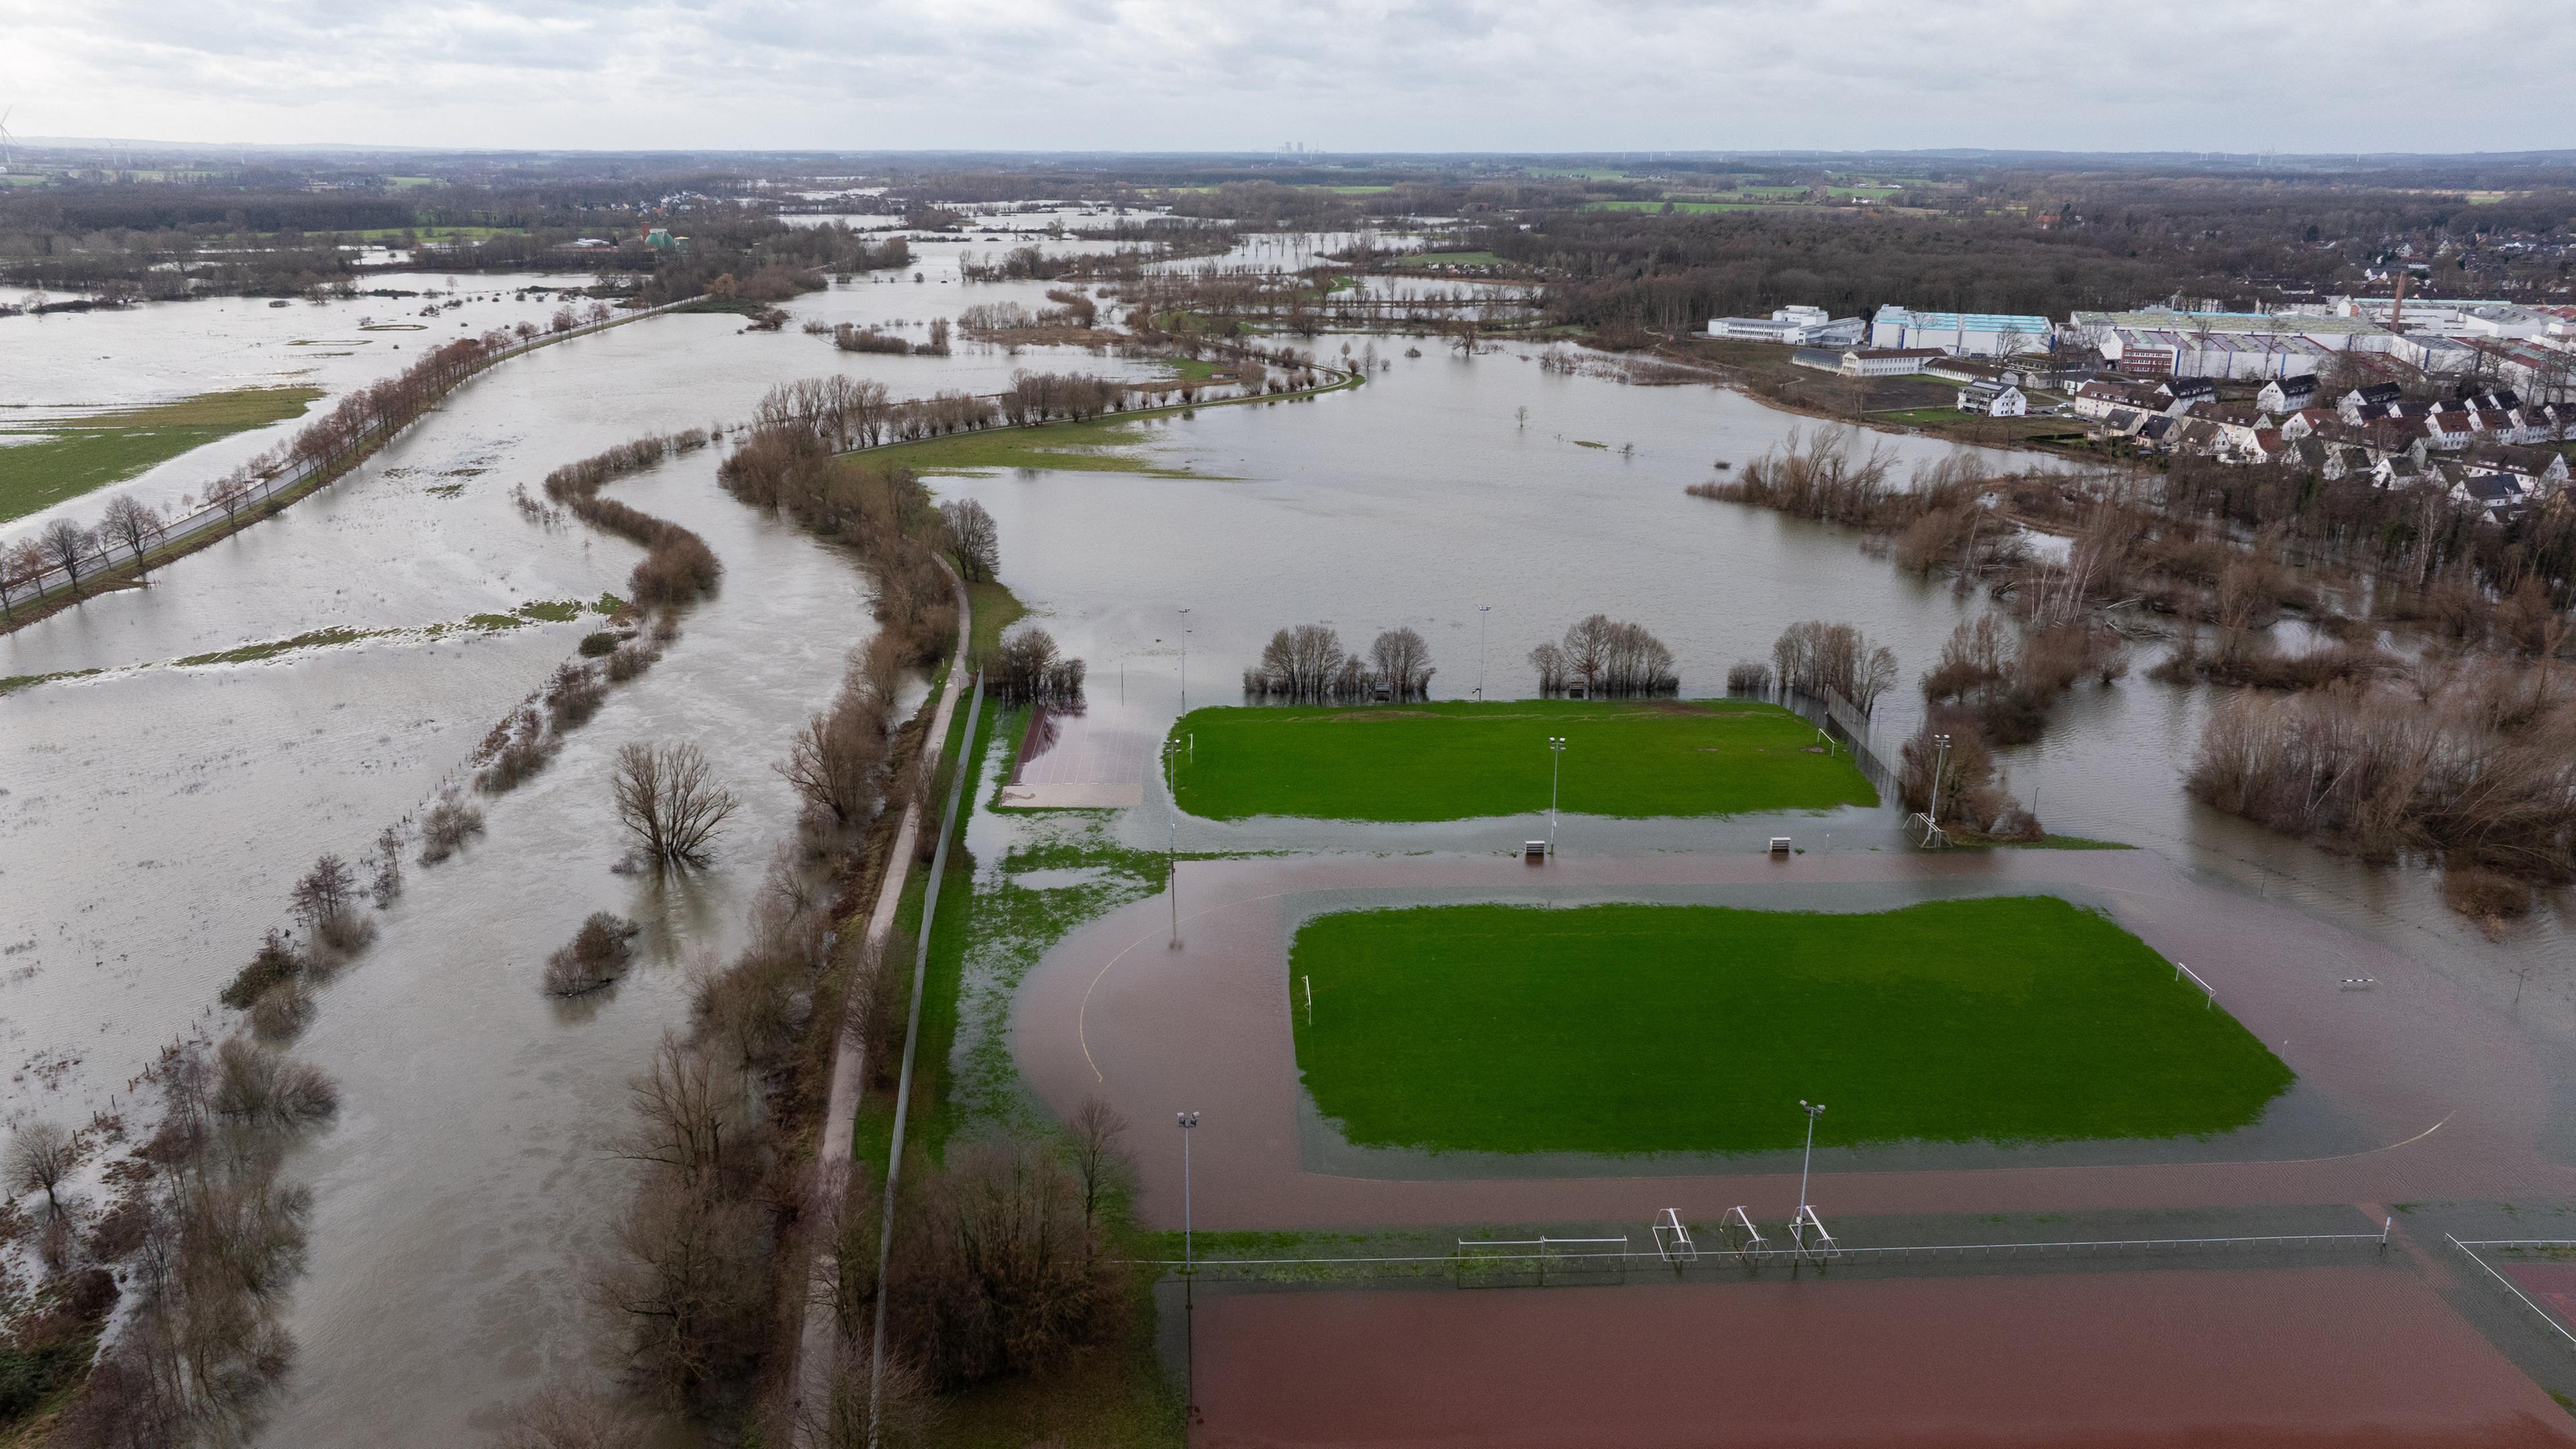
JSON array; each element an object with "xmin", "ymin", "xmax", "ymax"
[{"xmin": 3, "ymin": 0, "xmax": 2571, "ymax": 156}]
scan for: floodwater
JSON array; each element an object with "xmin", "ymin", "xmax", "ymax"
[
  {"xmin": 926, "ymin": 331, "xmax": 2573, "ymax": 1014},
  {"xmin": 0, "ymin": 262, "xmax": 1176, "ymax": 1441},
  {"xmin": 1, "ymin": 272, "xmax": 610, "ymax": 541},
  {"xmin": 6, "ymin": 236, "xmax": 2575, "ymax": 1443}
]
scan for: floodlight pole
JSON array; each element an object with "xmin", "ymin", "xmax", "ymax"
[
  {"xmin": 1165, "ymin": 739, "xmax": 1181, "ymax": 949},
  {"xmin": 1547, "ymin": 736, "xmax": 1566, "ymax": 856},
  {"xmin": 1796, "ymin": 1099, "xmax": 1826, "ymax": 1218},
  {"xmin": 1177, "ymin": 607, "xmax": 1191, "ymax": 715},
  {"xmin": 1930, "ymin": 733, "xmax": 1952, "ymax": 824},
  {"xmin": 1178, "ymin": 1110, "xmax": 1200, "ymax": 1422},
  {"xmin": 1477, "ymin": 604, "xmax": 1491, "ymax": 700}
]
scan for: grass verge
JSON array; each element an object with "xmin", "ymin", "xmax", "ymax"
[
  {"xmin": 1171, "ymin": 698, "xmax": 1878, "ymax": 822},
  {"xmin": 1291, "ymin": 897, "xmax": 2293, "ymax": 1155}
]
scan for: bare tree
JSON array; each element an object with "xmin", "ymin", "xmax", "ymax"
[
  {"xmin": 490, "ymin": 1385, "xmax": 651, "ymax": 1449},
  {"xmin": 99, "ymin": 494, "xmax": 166, "ymax": 576},
  {"xmin": 1369, "ymin": 627, "xmax": 1436, "ymax": 700},
  {"xmin": 0, "ymin": 537, "xmax": 46, "ymax": 621},
  {"xmin": 369, "ymin": 824, "xmax": 404, "ymax": 906},
  {"xmin": 938, "ymin": 498, "xmax": 1000, "ymax": 583},
  {"xmin": 777, "ymin": 705, "xmax": 886, "ymax": 828},
  {"xmin": 288, "ymin": 855, "xmax": 357, "ymax": 930},
  {"xmin": 804, "ymin": 1335, "xmax": 936, "ymax": 1449},
  {"xmin": 9, "ymin": 1121, "xmax": 75, "ymax": 1220},
  {"xmin": 38, "ymin": 518, "xmax": 95, "ymax": 598},
  {"xmin": 613, "ymin": 741, "xmax": 740, "ymax": 867},
  {"xmin": 1064, "ymin": 1096, "xmax": 1131, "ymax": 1248}
]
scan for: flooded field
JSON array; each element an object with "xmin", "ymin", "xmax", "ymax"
[{"xmin": 7, "ymin": 231, "xmax": 2575, "ymax": 1443}]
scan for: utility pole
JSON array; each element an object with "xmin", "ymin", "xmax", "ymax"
[{"xmin": 1177, "ymin": 606, "xmax": 1191, "ymax": 714}]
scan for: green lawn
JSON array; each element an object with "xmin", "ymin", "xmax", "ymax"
[
  {"xmin": 0, "ymin": 385, "xmax": 324, "ymax": 523},
  {"xmin": 1170, "ymin": 699, "xmax": 1876, "ymax": 822},
  {"xmin": 862, "ymin": 416, "xmax": 1210, "ymax": 478},
  {"xmin": 1291, "ymin": 898, "xmax": 2294, "ymax": 1155}
]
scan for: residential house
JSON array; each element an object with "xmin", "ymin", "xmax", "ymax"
[
  {"xmin": 2461, "ymin": 442, "xmax": 2569, "ymax": 496},
  {"xmin": 2198, "ymin": 401, "xmax": 2275, "ymax": 453},
  {"xmin": 2339, "ymin": 383, "xmax": 2404, "ymax": 423},
  {"xmin": 2422, "ymin": 406, "xmax": 2477, "ymax": 449},
  {"xmin": 1956, "ymin": 382, "xmax": 2029, "ymax": 417},
  {"xmin": 2157, "ymin": 378, "xmax": 2217, "ymax": 412},
  {"xmin": 2451, "ymin": 469, "xmax": 2523, "ymax": 517},
  {"xmin": 2098, "ymin": 407, "xmax": 2145, "ymax": 438},
  {"xmin": 2135, "ymin": 414, "xmax": 2177, "ymax": 449},
  {"xmin": 2072, "ymin": 379, "xmax": 2162, "ymax": 421},
  {"xmin": 2257, "ymin": 375, "xmax": 2318, "ymax": 413}
]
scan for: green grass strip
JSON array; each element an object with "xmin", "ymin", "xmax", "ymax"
[
  {"xmin": 1171, "ymin": 699, "xmax": 1877, "ymax": 822},
  {"xmin": 1290, "ymin": 898, "xmax": 2293, "ymax": 1155}
]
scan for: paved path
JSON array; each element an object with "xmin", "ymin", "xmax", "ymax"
[{"xmin": 788, "ymin": 567, "xmax": 971, "ymax": 1439}]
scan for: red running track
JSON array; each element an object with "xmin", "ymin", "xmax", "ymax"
[{"xmin": 1194, "ymin": 1265, "xmax": 2576, "ymax": 1448}]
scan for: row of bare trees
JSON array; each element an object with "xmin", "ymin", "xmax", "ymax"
[
  {"xmin": 540, "ymin": 434, "xmax": 723, "ymax": 610},
  {"xmin": 1242, "ymin": 623, "xmax": 1435, "ymax": 702},
  {"xmin": 1529, "ymin": 615, "xmax": 1677, "ymax": 698},
  {"xmin": 988, "ymin": 625, "xmax": 1088, "ymax": 705}
]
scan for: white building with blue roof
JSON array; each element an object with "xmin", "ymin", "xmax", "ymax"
[{"xmin": 1868, "ymin": 305, "xmax": 2055, "ymax": 358}]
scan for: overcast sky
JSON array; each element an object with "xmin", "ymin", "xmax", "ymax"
[{"xmin": 3, "ymin": 0, "xmax": 2572, "ymax": 156}]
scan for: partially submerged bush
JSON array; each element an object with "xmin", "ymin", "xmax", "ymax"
[
  {"xmin": 220, "ymin": 929, "xmax": 304, "ymax": 1011},
  {"xmin": 579, "ymin": 631, "xmax": 622, "ymax": 658},
  {"xmin": 543, "ymin": 912, "xmax": 641, "ymax": 997},
  {"xmin": 547, "ymin": 661, "xmax": 607, "ymax": 728},
  {"xmin": 420, "ymin": 787, "xmax": 487, "ymax": 863}
]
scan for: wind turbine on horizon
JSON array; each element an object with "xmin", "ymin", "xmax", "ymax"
[{"xmin": 0, "ymin": 109, "xmax": 16, "ymax": 172}]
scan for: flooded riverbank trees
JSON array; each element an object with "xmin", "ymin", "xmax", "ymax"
[
  {"xmin": 53, "ymin": 1039, "xmax": 340, "ymax": 1446},
  {"xmin": 1244, "ymin": 623, "xmax": 1436, "ymax": 702}
]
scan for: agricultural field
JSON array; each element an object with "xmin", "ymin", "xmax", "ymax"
[
  {"xmin": 1169, "ymin": 699, "xmax": 1877, "ymax": 822},
  {"xmin": 1289, "ymin": 898, "xmax": 2296, "ymax": 1155},
  {"xmin": 0, "ymin": 384, "xmax": 324, "ymax": 522}
]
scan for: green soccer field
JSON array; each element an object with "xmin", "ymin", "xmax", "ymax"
[
  {"xmin": 1169, "ymin": 699, "xmax": 1877, "ymax": 822},
  {"xmin": 1289, "ymin": 898, "xmax": 2293, "ymax": 1155}
]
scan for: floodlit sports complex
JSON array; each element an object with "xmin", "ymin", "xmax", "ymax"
[{"xmin": 994, "ymin": 697, "xmax": 2576, "ymax": 1445}]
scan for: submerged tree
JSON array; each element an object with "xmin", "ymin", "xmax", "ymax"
[{"xmin": 613, "ymin": 741, "xmax": 741, "ymax": 867}]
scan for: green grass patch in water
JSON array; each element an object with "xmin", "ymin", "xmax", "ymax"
[
  {"xmin": 1170, "ymin": 699, "xmax": 1877, "ymax": 822},
  {"xmin": 1291, "ymin": 898, "xmax": 2294, "ymax": 1155}
]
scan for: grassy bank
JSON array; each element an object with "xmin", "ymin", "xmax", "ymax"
[
  {"xmin": 857, "ymin": 694, "xmax": 1182, "ymax": 1444},
  {"xmin": 1289, "ymin": 897, "xmax": 2293, "ymax": 1155},
  {"xmin": 0, "ymin": 384, "xmax": 325, "ymax": 522},
  {"xmin": 1169, "ymin": 699, "xmax": 1878, "ymax": 822}
]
